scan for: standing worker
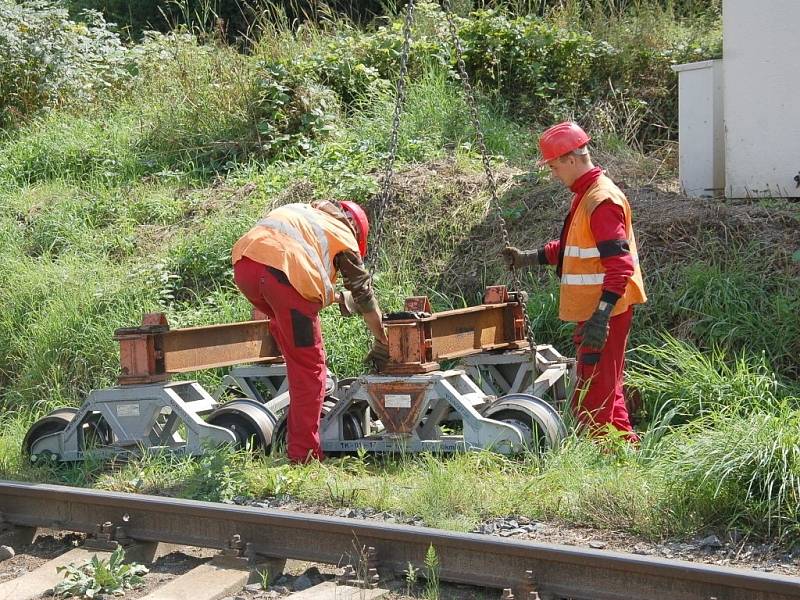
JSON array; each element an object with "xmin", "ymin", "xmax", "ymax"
[
  {"xmin": 502, "ymin": 122, "xmax": 646, "ymax": 441},
  {"xmin": 232, "ymin": 200, "xmax": 387, "ymax": 463}
]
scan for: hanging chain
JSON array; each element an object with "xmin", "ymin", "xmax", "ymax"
[
  {"xmin": 368, "ymin": 0, "xmax": 416, "ymax": 269},
  {"xmin": 441, "ymin": 0, "xmax": 538, "ymax": 358}
]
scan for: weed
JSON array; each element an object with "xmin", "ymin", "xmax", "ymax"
[
  {"xmin": 185, "ymin": 446, "xmax": 248, "ymax": 503},
  {"xmin": 423, "ymin": 544, "xmax": 440, "ymax": 600},
  {"xmin": 404, "ymin": 561, "xmax": 420, "ymax": 596},
  {"xmin": 258, "ymin": 567, "xmax": 271, "ymax": 591},
  {"xmin": 54, "ymin": 545, "xmax": 148, "ymax": 598}
]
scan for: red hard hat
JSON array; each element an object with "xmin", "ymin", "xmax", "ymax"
[
  {"xmin": 537, "ymin": 122, "xmax": 591, "ymax": 165},
  {"xmin": 339, "ymin": 200, "xmax": 370, "ymax": 258}
]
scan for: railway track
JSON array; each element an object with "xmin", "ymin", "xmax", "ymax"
[{"xmin": 0, "ymin": 480, "xmax": 799, "ymax": 600}]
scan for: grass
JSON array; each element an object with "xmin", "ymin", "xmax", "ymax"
[{"xmin": 0, "ymin": 0, "xmax": 798, "ymax": 550}]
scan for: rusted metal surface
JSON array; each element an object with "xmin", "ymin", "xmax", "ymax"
[
  {"xmin": 363, "ymin": 381, "xmax": 430, "ymax": 434},
  {"xmin": 383, "ymin": 286, "xmax": 528, "ymax": 374},
  {"xmin": 114, "ymin": 313, "xmax": 282, "ymax": 385},
  {"xmin": 2, "ymin": 481, "xmax": 800, "ymax": 600}
]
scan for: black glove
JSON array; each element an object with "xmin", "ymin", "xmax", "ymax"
[
  {"xmin": 501, "ymin": 246, "xmax": 541, "ymax": 270},
  {"xmin": 580, "ymin": 300, "xmax": 615, "ymax": 352},
  {"xmin": 365, "ymin": 339, "xmax": 389, "ymax": 373}
]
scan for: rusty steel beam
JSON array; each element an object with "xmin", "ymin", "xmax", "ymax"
[
  {"xmin": 114, "ymin": 313, "xmax": 282, "ymax": 385},
  {"xmin": 2, "ymin": 481, "xmax": 800, "ymax": 600},
  {"xmin": 383, "ymin": 286, "xmax": 528, "ymax": 374}
]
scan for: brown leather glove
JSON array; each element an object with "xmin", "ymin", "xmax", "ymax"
[
  {"xmin": 365, "ymin": 339, "xmax": 389, "ymax": 373},
  {"xmin": 337, "ymin": 290, "xmax": 358, "ymax": 317},
  {"xmin": 502, "ymin": 246, "xmax": 541, "ymax": 269}
]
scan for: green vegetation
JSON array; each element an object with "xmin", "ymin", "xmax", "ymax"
[
  {"xmin": 54, "ymin": 545, "xmax": 148, "ymax": 598},
  {"xmin": 1, "ymin": 0, "xmax": 798, "ymax": 548}
]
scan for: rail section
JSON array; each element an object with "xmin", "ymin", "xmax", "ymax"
[{"xmin": 1, "ymin": 481, "xmax": 799, "ymax": 599}]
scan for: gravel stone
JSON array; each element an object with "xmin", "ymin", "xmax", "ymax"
[
  {"xmin": 292, "ymin": 574, "xmax": 313, "ymax": 591},
  {"xmin": 700, "ymin": 535, "xmax": 723, "ymax": 550},
  {"xmin": 0, "ymin": 546, "xmax": 14, "ymax": 562},
  {"xmin": 303, "ymin": 566, "xmax": 324, "ymax": 584}
]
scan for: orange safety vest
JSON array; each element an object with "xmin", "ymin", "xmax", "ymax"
[
  {"xmin": 559, "ymin": 175, "xmax": 647, "ymax": 322},
  {"xmin": 232, "ymin": 203, "xmax": 359, "ymax": 306}
]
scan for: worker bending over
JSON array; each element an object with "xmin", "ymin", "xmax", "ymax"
[
  {"xmin": 232, "ymin": 200, "xmax": 387, "ymax": 463},
  {"xmin": 503, "ymin": 122, "xmax": 646, "ymax": 441}
]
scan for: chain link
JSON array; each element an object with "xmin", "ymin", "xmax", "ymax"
[
  {"xmin": 368, "ymin": 0, "xmax": 416, "ymax": 269},
  {"xmin": 441, "ymin": 0, "xmax": 538, "ymax": 360}
]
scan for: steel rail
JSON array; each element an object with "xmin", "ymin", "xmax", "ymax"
[{"xmin": 1, "ymin": 481, "xmax": 798, "ymax": 600}]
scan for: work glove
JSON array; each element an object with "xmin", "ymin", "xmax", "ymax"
[
  {"xmin": 365, "ymin": 339, "xmax": 389, "ymax": 373},
  {"xmin": 337, "ymin": 290, "xmax": 358, "ymax": 317},
  {"xmin": 580, "ymin": 300, "xmax": 615, "ymax": 353},
  {"xmin": 501, "ymin": 246, "xmax": 541, "ymax": 270}
]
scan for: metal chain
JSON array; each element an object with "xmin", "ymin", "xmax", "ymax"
[
  {"xmin": 368, "ymin": 0, "xmax": 416, "ymax": 269},
  {"xmin": 441, "ymin": 0, "xmax": 538, "ymax": 358}
]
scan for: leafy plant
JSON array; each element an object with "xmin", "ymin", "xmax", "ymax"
[
  {"xmin": 185, "ymin": 446, "xmax": 247, "ymax": 502},
  {"xmin": 54, "ymin": 545, "xmax": 148, "ymax": 598}
]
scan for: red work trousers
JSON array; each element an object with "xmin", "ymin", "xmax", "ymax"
[
  {"xmin": 233, "ymin": 256, "xmax": 326, "ymax": 463},
  {"xmin": 573, "ymin": 307, "xmax": 638, "ymax": 442}
]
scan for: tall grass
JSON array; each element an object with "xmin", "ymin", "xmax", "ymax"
[
  {"xmin": 627, "ymin": 334, "xmax": 781, "ymax": 426},
  {"xmin": 656, "ymin": 402, "xmax": 800, "ymax": 540}
]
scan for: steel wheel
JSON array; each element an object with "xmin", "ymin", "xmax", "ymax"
[
  {"xmin": 23, "ymin": 408, "xmax": 113, "ymax": 458},
  {"xmin": 206, "ymin": 399, "xmax": 277, "ymax": 452},
  {"xmin": 482, "ymin": 394, "xmax": 566, "ymax": 452},
  {"xmin": 271, "ymin": 399, "xmax": 363, "ymax": 453}
]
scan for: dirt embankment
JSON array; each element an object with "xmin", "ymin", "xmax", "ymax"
[{"xmin": 366, "ymin": 157, "xmax": 799, "ymax": 297}]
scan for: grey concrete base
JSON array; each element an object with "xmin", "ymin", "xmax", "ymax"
[
  {"xmin": 0, "ymin": 546, "xmax": 112, "ymax": 600},
  {"xmin": 286, "ymin": 582, "xmax": 388, "ymax": 599},
  {"xmin": 138, "ymin": 555, "xmax": 250, "ymax": 600}
]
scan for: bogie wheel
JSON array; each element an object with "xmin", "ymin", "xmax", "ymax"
[
  {"xmin": 271, "ymin": 398, "xmax": 364, "ymax": 454},
  {"xmin": 482, "ymin": 393, "xmax": 567, "ymax": 452},
  {"xmin": 206, "ymin": 399, "xmax": 277, "ymax": 453},
  {"xmin": 22, "ymin": 408, "xmax": 113, "ymax": 459}
]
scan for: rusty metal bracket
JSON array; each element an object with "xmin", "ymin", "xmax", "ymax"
[
  {"xmin": 220, "ymin": 533, "xmax": 246, "ymax": 557},
  {"xmin": 337, "ymin": 545, "xmax": 380, "ymax": 588},
  {"xmin": 382, "ymin": 286, "xmax": 528, "ymax": 375},
  {"xmin": 84, "ymin": 521, "xmax": 130, "ymax": 551},
  {"xmin": 114, "ymin": 313, "xmax": 283, "ymax": 385}
]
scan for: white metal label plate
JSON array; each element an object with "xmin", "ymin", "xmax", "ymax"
[
  {"xmin": 116, "ymin": 403, "xmax": 140, "ymax": 417},
  {"xmin": 384, "ymin": 394, "xmax": 412, "ymax": 408}
]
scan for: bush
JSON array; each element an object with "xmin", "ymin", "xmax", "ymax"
[
  {"xmin": 286, "ymin": 2, "xmax": 720, "ymax": 146},
  {"xmin": 0, "ymin": 1, "xmax": 130, "ymax": 128},
  {"xmin": 458, "ymin": 9, "xmax": 614, "ymax": 117}
]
